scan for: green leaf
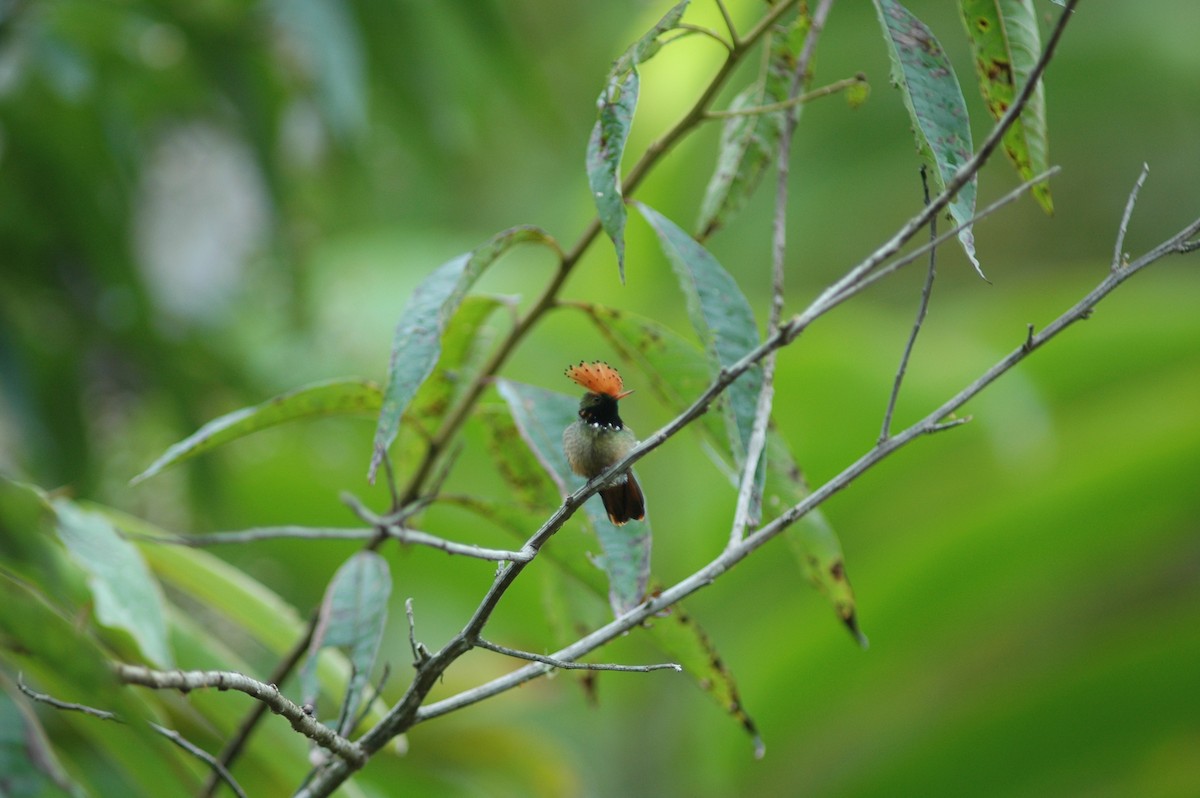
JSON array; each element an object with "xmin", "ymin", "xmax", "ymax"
[
  {"xmin": 369, "ymin": 225, "xmax": 555, "ymax": 482},
  {"xmin": 587, "ymin": 1, "xmax": 690, "ymax": 281},
  {"xmin": 696, "ymin": 8, "xmax": 806, "ymax": 240},
  {"xmin": 766, "ymin": 436, "xmax": 868, "ymax": 647},
  {"xmin": 52, "ymin": 499, "xmax": 173, "ymax": 668},
  {"xmin": 873, "ymin": 0, "xmax": 982, "ymax": 278},
  {"xmin": 635, "ymin": 203, "xmax": 763, "ymax": 491},
  {"xmin": 643, "ymin": 602, "xmax": 765, "ymax": 757},
  {"xmin": 0, "ymin": 477, "xmax": 79, "ymax": 608},
  {"xmin": 406, "ymin": 295, "xmax": 508, "ymax": 433},
  {"xmin": 132, "ymin": 377, "xmax": 383, "ymax": 485},
  {"xmin": 960, "ymin": 0, "xmax": 1053, "ymax": 213},
  {"xmin": 494, "ymin": 379, "xmax": 651, "ymax": 616},
  {"xmin": 300, "ymin": 551, "xmax": 391, "ymax": 733}
]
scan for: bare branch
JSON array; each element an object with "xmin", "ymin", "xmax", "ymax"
[
  {"xmin": 704, "ymin": 74, "xmax": 864, "ymax": 119},
  {"xmin": 18, "ymin": 674, "xmax": 247, "ymax": 798},
  {"xmin": 406, "ymin": 598, "xmax": 431, "ymax": 667},
  {"xmin": 114, "ymin": 664, "xmax": 365, "ymax": 767},
  {"xmin": 714, "ymin": 0, "xmax": 737, "ymax": 43},
  {"xmin": 1113, "ymin": 163, "xmax": 1150, "ymax": 271},
  {"xmin": 474, "ymin": 638, "xmax": 681, "ymax": 673},
  {"xmin": 881, "ymin": 166, "xmax": 938, "ymax": 443},
  {"xmin": 17, "ymin": 673, "xmax": 119, "ymax": 721},
  {"xmin": 147, "ymin": 723, "xmax": 248, "ymax": 798}
]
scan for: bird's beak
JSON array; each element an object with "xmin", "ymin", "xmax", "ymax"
[{"xmin": 615, "ymin": 389, "xmax": 634, "ymax": 400}]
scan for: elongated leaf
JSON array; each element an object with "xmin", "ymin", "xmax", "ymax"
[
  {"xmin": 406, "ymin": 294, "xmax": 507, "ymax": 430},
  {"xmin": 494, "ymin": 379, "xmax": 650, "ymax": 616},
  {"xmin": 960, "ymin": 0, "xmax": 1052, "ymax": 213},
  {"xmin": 0, "ymin": 477, "xmax": 78, "ymax": 607},
  {"xmin": 636, "ymin": 203, "xmax": 763, "ymax": 486},
  {"xmin": 571, "ymin": 302, "xmax": 864, "ymax": 642},
  {"xmin": 53, "ymin": 499, "xmax": 173, "ymax": 668},
  {"xmin": 873, "ymin": 0, "xmax": 982, "ymax": 277},
  {"xmin": 644, "ymin": 601, "xmax": 764, "ymax": 757},
  {"xmin": 369, "ymin": 225, "xmax": 555, "ymax": 482},
  {"xmin": 132, "ymin": 378, "xmax": 383, "ymax": 485},
  {"xmin": 697, "ymin": 8, "xmax": 806, "ymax": 240},
  {"xmin": 99, "ymin": 507, "xmax": 393, "ymax": 734},
  {"xmin": 300, "ymin": 551, "xmax": 391, "ymax": 732},
  {"xmin": 766, "ymin": 436, "xmax": 867, "ymax": 647},
  {"xmin": 587, "ymin": 1, "xmax": 690, "ymax": 281}
]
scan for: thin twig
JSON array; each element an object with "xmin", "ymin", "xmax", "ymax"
[
  {"xmin": 842, "ymin": 167, "xmax": 1061, "ymax": 305},
  {"xmin": 127, "ymin": 527, "xmax": 376, "ymax": 546},
  {"xmin": 880, "ymin": 166, "xmax": 938, "ymax": 442},
  {"xmin": 17, "ymin": 673, "xmax": 119, "ymax": 721},
  {"xmin": 673, "ymin": 23, "xmax": 734, "ymax": 52},
  {"xmin": 1112, "ymin": 163, "xmax": 1150, "ymax": 271},
  {"xmin": 148, "ymin": 723, "xmax": 249, "ymax": 798},
  {"xmin": 714, "ymin": 0, "xmax": 737, "ymax": 43},
  {"xmin": 406, "ymin": 598, "xmax": 430, "ymax": 667},
  {"xmin": 200, "ymin": 614, "xmax": 318, "ymax": 798},
  {"xmin": 704, "ymin": 74, "xmax": 864, "ymax": 118},
  {"xmin": 474, "ymin": 638, "xmax": 681, "ymax": 673},
  {"xmin": 18, "ymin": 674, "xmax": 247, "ymax": 798},
  {"xmin": 115, "ymin": 664, "xmax": 365, "ymax": 767}
]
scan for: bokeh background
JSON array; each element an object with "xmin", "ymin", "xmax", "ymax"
[{"xmin": 2, "ymin": 1, "xmax": 1198, "ymax": 795}]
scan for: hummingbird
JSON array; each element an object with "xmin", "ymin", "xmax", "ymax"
[{"xmin": 562, "ymin": 361, "xmax": 645, "ymax": 526}]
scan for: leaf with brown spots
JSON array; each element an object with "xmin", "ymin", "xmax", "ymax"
[{"xmin": 960, "ymin": 0, "xmax": 1052, "ymax": 213}]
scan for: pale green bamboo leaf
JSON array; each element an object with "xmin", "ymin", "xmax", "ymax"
[
  {"xmin": 53, "ymin": 500, "xmax": 173, "ymax": 668},
  {"xmin": 132, "ymin": 378, "xmax": 382, "ymax": 486}
]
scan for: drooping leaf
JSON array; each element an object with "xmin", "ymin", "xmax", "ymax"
[
  {"xmin": 406, "ymin": 294, "xmax": 509, "ymax": 433},
  {"xmin": 132, "ymin": 378, "xmax": 383, "ymax": 485},
  {"xmin": 368, "ymin": 225, "xmax": 555, "ymax": 482},
  {"xmin": 587, "ymin": 1, "xmax": 690, "ymax": 281},
  {"xmin": 643, "ymin": 601, "xmax": 764, "ymax": 757},
  {"xmin": 494, "ymin": 379, "xmax": 650, "ymax": 616},
  {"xmin": 52, "ymin": 499, "xmax": 173, "ymax": 668},
  {"xmin": 570, "ymin": 302, "xmax": 864, "ymax": 642},
  {"xmin": 300, "ymin": 551, "xmax": 391, "ymax": 733},
  {"xmin": 873, "ymin": 0, "xmax": 982, "ymax": 277},
  {"xmin": 696, "ymin": 7, "xmax": 807, "ymax": 240},
  {"xmin": 766, "ymin": 436, "xmax": 868, "ymax": 647},
  {"xmin": 0, "ymin": 477, "xmax": 79, "ymax": 607},
  {"xmin": 636, "ymin": 202, "xmax": 763, "ymax": 498},
  {"xmin": 960, "ymin": 0, "xmax": 1052, "ymax": 213}
]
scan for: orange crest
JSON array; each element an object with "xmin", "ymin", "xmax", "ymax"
[{"xmin": 564, "ymin": 360, "xmax": 633, "ymax": 399}]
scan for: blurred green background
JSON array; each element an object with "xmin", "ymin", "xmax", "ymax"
[{"xmin": 2, "ymin": 0, "xmax": 1198, "ymax": 796}]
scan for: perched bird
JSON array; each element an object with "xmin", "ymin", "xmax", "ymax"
[{"xmin": 562, "ymin": 361, "xmax": 645, "ymax": 525}]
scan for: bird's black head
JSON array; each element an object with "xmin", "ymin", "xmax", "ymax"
[{"xmin": 578, "ymin": 391, "xmax": 623, "ymax": 428}]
